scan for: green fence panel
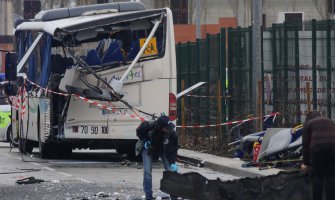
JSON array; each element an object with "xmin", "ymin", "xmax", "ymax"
[{"xmin": 176, "ymin": 19, "xmax": 335, "ymax": 136}]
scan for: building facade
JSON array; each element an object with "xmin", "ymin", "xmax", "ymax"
[{"xmin": 141, "ymin": 0, "xmax": 333, "ymax": 27}]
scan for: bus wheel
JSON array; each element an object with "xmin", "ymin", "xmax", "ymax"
[
  {"xmin": 38, "ymin": 136, "xmax": 50, "ymax": 159},
  {"xmin": 57, "ymin": 144, "xmax": 72, "ymax": 158},
  {"xmin": 18, "ymin": 138, "xmax": 33, "ymax": 154},
  {"xmin": 38, "ymin": 110, "xmax": 50, "ymax": 158},
  {"xmin": 37, "ymin": 107, "xmax": 49, "ymax": 158},
  {"xmin": 7, "ymin": 126, "xmax": 18, "ymax": 147}
]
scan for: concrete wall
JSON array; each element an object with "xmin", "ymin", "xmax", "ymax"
[
  {"xmin": 0, "ymin": 0, "xmax": 14, "ymax": 35},
  {"xmin": 5, "ymin": 0, "xmax": 333, "ymax": 30},
  {"xmin": 138, "ymin": 0, "xmax": 331, "ymax": 27},
  {"xmin": 263, "ymin": 0, "xmax": 329, "ymax": 27}
]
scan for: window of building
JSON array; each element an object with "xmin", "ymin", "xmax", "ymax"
[
  {"xmin": 170, "ymin": 0, "xmax": 188, "ymax": 24},
  {"xmin": 285, "ymin": 13, "xmax": 303, "ymax": 30},
  {"xmin": 262, "ymin": 14, "xmax": 266, "ymax": 28},
  {"xmin": 23, "ymin": 0, "xmax": 41, "ymax": 19}
]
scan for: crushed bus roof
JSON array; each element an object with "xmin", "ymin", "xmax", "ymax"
[
  {"xmin": 15, "ymin": 9, "xmax": 166, "ymax": 37},
  {"xmin": 35, "ymin": 2, "xmax": 146, "ymax": 21}
]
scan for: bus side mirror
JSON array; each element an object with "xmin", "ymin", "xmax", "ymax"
[{"xmin": 5, "ymin": 52, "xmax": 17, "ymax": 81}]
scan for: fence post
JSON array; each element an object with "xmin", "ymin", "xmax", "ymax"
[
  {"xmin": 261, "ymin": 25, "xmax": 265, "ymax": 113},
  {"xmin": 326, "ymin": 19, "xmax": 332, "ymax": 118},
  {"xmin": 187, "ymin": 41, "xmax": 192, "ymax": 88},
  {"xmin": 180, "ymin": 79, "xmax": 186, "ymax": 146},
  {"xmin": 195, "ymin": 39, "xmax": 201, "ymax": 145},
  {"xmin": 206, "ymin": 33, "xmax": 212, "ymax": 145},
  {"xmin": 283, "ymin": 22, "xmax": 289, "ymax": 125},
  {"xmin": 227, "ymin": 27, "xmax": 233, "ymax": 121},
  {"xmin": 186, "ymin": 41, "xmax": 191, "ymax": 125},
  {"xmin": 295, "ymin": 24, "xmax": 301, "ymax": 123},
  {"xmin": 306, "ymin": 82, "xmax": 312, "ymax": 113},
  {"xmin": 272, "ymin": 24, "xmax": 278, "ymax": 116},
  {"xmin": 216, "ymin": 80, "xmax": 222, "ymax": 148},
  {"xmin": 249, "ymin": 26, "xmax": 253, "ymax": 116},
  {"xmin": 220, "ymin": 28, "xmax": 227, "ymax": 142},
  {"xmin": 257, "ymin": 80, "xmax": 263, "ymax": 131},
  {"xmin": 312, "ymin": 19, "xmax": 317, "ymax": 111},
  {"xmin": 236, "ymin": 27, "xmax": 241, "ymax": 117},
  {"xmin": 177, "ymin": 43, "xmax": 182, "ymax": 125},
  {"xmin": 220, "ymin": 28, "xmax": 227, "ymax": 118}
]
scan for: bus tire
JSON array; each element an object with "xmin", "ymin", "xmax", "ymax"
[
  {"xmin": 58, "ymin": 144, "xmax": 72, "ymax": 158},
  {"xmin": 38, "ymin": 109, "xmax": 49, "ymax": 159},
  {"xmin": 38, "ymin": 140, "xmax": 49, "ymax": 158},
  {"xmin": 18, "ymin": 138, "xmax": 33, "ymax": 154},
  {"xmin": 7, "ymin": 126, "xmax": 18, "ymax": 147}
]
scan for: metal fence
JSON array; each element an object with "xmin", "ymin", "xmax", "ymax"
[
  {"xmin": 176, "ymin": 19, "xmax": 335, "ymax": 151},
  {"xmin": 176, "ymin": 31, "xmax": 226, "ymax": 149}
]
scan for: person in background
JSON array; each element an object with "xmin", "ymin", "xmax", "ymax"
[
  {"xmin": 301, "ymin": 111, "xmax": 335, "ymax": 200},
  {"xmin": 135, "ymin": 115, "xmax": 179, "ymax": 200}
]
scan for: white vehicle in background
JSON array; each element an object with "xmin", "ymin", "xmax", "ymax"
[
  {"xmin": 0, "ymin": 101, "xmax": 13, "ymax": 144},
  {"xmin": 3, "ymin": 2, "xmax": 177, "ymax": 158},
  {"xmin": 0, "ymin": 73, "xmax": 17, "ymax": 146}
]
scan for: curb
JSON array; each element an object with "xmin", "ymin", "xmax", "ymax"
[{"xmin": 177, "ymin": 151, "xmax": 281, "ymax": 178}]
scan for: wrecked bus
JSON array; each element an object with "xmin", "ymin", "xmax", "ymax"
[{"xmin": 4, "ymin": 2, "xmax": 177, "ymax": 158}]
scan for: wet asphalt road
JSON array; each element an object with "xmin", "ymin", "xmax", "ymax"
[{"xmin": 0, "ymin": 142, "xmax": 237, "ymax": 200}]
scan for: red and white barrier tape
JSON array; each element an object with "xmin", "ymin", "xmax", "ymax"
[
  {"xmin": 25, "ymin": 79, "xmax": 145, "ymax": 122},
  {"xmin": 9, "ymin": 96, "xmax": 19, "ymax": 111},
  {"xmin": 26, "ymin": 79, "xmax": 69, "ymax": 97},
  {"xmin": 11, "ymin": 87, "xmax": 22, "ymax": 111},
  {"xmin": 21, "ymin": 84, "xmax": 27, "ymax": 119},
  {"xmin": 176, "ymin": 112, "xmax": 279, "ymax": 128},
  {"xmin": 73, "ymin": 94, "xmax": 145, "ymax": 122}
]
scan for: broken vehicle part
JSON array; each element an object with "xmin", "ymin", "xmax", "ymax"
[
  {"xmin": 160, "ymin": 171, "xmax": 312, "ymax": 200},
  {"xmin": 111, "ymin": 17, "xmax": 162, "ymax": 92},
  {"xmin": 176, "ymin": 82, "xmax": 206, "ymax": 99}
]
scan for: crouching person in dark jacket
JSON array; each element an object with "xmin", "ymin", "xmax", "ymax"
[
  {"xmin": 301, "ymin": 111, "xmax": 335, "ymax": 200},
  {"xmin": 135, "ymin": 115, "xmax": 179, "ymax": 200}
]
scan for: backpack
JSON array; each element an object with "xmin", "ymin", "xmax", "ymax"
[{"xmin": 136, "ymin": 120, "xmax": 155, "ymax": 140}]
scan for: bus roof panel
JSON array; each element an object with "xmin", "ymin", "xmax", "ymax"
[
  {"xmin": 16, "ymin": 9, "xmax": 166, "ymax": 37},
  {"xmin": 35, "ymin": 2, "xmax": 146, "ymax": 21}
]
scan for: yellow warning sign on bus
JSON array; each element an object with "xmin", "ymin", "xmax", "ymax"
[{"xmin": 140, "ymin": 37, "xmax": 158, "ymax": 56}]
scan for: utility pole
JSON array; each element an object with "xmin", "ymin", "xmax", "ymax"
[
  {"xmin": 252, "ymin": 0, "xmax": 262, "ymax": 131},
  {"xmin": 195, "ymin": 0, "xmax": 201, "ymax": 39}
]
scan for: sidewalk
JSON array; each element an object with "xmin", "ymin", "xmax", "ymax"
[{"xmin": 178, "ymin": 149, "xmax": 281, "ymax": 178}]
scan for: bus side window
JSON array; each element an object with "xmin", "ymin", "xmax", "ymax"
[
  {"xmin": 101, "ymin": 40, "xmax": 124, "ymax": 65},
  {"xmin": 125, "ymin": 40, "xmax": 140, "ymax": 62}
]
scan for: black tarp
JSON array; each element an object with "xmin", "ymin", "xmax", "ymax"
[{"xmin": 160, "ymin": 171, "xmax": 312, "ymax": 200}]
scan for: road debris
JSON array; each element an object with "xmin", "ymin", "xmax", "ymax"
[{"xmin": 16, "ymin": 176, "xmax": 44, "ymax": 184}]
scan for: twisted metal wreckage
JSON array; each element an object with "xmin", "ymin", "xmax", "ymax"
[
  {"xmin": 161, "ymin": 170, "xmax": 312, "ymax": 200},
  {"xmin": 161, "ymin": 116, "xmax": 311, "ymax": 199}
]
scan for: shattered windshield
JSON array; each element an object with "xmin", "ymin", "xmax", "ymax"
[{"xmin": 56, "ymin": 16, "xmax": 166, "ymax": 70}]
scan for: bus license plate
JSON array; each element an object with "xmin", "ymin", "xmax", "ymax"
[{"xmin": 79, "ymin": 126, "xmax": 109, "ymax": 135}]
